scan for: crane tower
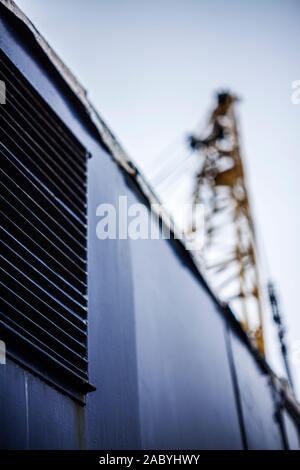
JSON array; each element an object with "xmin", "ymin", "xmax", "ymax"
[{"xmin": 189, "ymin": 92, "xmax": 265, "ymax": 354}]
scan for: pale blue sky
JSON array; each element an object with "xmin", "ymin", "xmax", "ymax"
[{"xmin": 16, "ymin": 0, "xmax": 300, "ymax": 391}]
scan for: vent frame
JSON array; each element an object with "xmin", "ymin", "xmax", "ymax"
[{"xmin": 0, "ymin": 49, "xmax": 95, "ymax": 402}]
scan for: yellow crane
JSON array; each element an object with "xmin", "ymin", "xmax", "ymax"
[{"xmin": 188, "ymin": 91, "xmax": 265, "ymax": 355}]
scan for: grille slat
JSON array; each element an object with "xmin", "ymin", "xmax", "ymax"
[
  {"xmin": 0, "ymin": 305, "xmax": 87, "ymax": 372},
  {"xmin": 1, "ymin": 210, "xmax": 87, "ymax": 293},
  {"xmin": 0, "ymin": 252, "xmax": 87, "ymax": 320},
  {"xmin": 0, "ymin": 320, "xmax": 88, "ymax": 382},
  {"xmin": 0, "ymin": 267, "xmax": 86, "ymax": 340},
  {"xmin": 0, "ymin": 57, "xmax": 86, "ymax": 171},
  {"xmin": 1, "ymin": 84, "xmax": 87, "ymax": 184},
  {"xmin": 0, "ymin": 177, "xmax": 87, "ymax": 261},
  {"xmin": 0, "ymin": 283, "xmax": 86, "ymax": 352},
  {"xmin": 0, "ymin": 50, "xmax": 90, "ymax": 392},
  {"xmin": 1, "ymin": 105, "xmax": 87, "ymax": 198},
  {"xmin": 2, "ymin": 118, "xmax": 87, "ymax": 219},
  {"xmin": 0, "ymin": 169, "xmax": 86, "ymax": 256},
  {"xmin": 0, "ymin": 144, "xmax": 86, "ymax": 236},
  {"xmin": 0, "ymin": 225, "xmax": 87, "ymax": 305},
  {"xmin": 0, "ymin": 194, "xmax": 87, "ymax": 277}
]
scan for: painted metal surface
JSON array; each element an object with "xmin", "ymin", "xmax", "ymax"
[
  {"xmin": 229, "ymin": 330, "xmax": 284, "ymax": 449},
  {"xmin": 0, "ymin": 360, "xmax": 27, "ymax": 449},
  {"xmin": 129, "ymin": 210, "xmax": 242, "ymax": 449},
  {"xmin": 283, "ymin": 411, "xmax": 300, "ymax": 450},
  {"xmin": 0, "ymin": 2, "xmax": 299, "ymax": 450}
]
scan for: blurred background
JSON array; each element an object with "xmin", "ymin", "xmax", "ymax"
[{"xmin": 15, "ymin": 0, "xmax": 300, "ymax": 394}]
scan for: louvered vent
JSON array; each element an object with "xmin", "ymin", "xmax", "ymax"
[{"xmin": 0, "ymin": 50, "xmax": 93, "ymax": 396}]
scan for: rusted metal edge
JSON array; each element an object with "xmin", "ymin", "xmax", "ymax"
[{"xmin": 2, "ymin": 0, "xmax": 300, "ymax": 420}]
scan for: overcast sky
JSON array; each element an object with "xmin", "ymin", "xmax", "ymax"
[{"xmin": 16, "ymin": 0, "xmax": 300, "ymax": 393}]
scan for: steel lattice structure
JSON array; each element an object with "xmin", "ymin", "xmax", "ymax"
[{"xmin": 189, "ymin": 92, "xmax": 265, "ymax": 354}]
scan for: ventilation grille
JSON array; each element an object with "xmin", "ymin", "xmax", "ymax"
[{"xmin": 0, "ymin": 50, "xmax": 92, "ymax": 394}]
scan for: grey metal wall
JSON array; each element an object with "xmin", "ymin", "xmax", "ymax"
[
  {"xmin": 283, "ymin": 411, "xmax": 300, "ymax": 450},
  {"xmin": 229, "ymin": 331, "xmax": 284, "ymax": 449},
  {"xmin": 129, "ymin": 216, "xmax": 242, "ymax": 449},
  {"xmin": 0, "ymin": 4, "xmax": 299, "ymax": 450}
]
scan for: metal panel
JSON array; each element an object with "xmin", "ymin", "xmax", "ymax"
[
  {"xmin": 0, "ymin": 359, "xmax": 27, "ymax": 449},
  {"xmin": 26, "ymin": 372, "xmax": 79, "ymax": 450},
  {"xmin": 129, "ymin": 205, "xmax": 243, "ymax": 449},
  {"xmin": 283, "ymin": 411, "xmax": 300, "ymax": 450},
  {"xmin": 85, "ymin": 149, "xmax": 141, "ymax": 450},
  {"xmin": 229, "ymin": 330, "xmax": 283, "ymax": 449}
]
